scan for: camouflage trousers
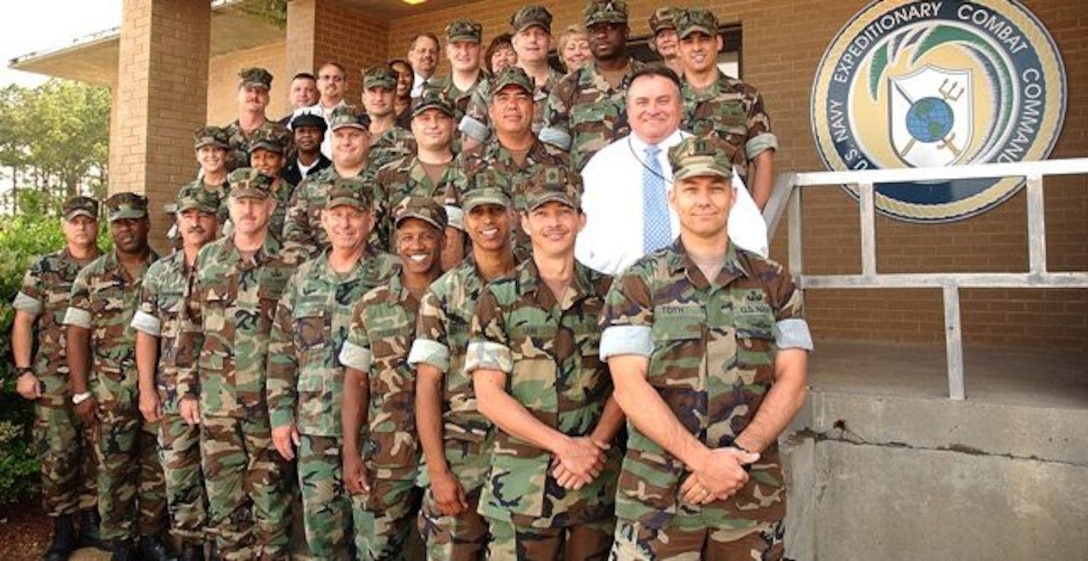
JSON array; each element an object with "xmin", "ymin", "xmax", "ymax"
[
  {"xmin": 298, "ymin": 434, "xmax": 351, "ymax": 559},
  {"xmin": 609, "ymin": 517, "xmax": 785, "ymax": 560},
  {"xmin": 417, "ymin": 439, "xmax": 492, "ymax": 561},
  {"xmin": 32, "ymin": 400, "xmax": 97, "ymax": 517},
  {"xmin": 418, "ymin": 486, "xmax": 488, "ymax": 561},
  {"xmin": 159, "ymin": 412, "xmax": 208, "ymax": 542},
  {"xmin": 487, "ymin": 513, "xmax": 614, "ymax": 561},
  {"xmin": 93, "ymin": 407, "xmax": 168, "ymax": 540},
  {"xmin": 351, "ymin": 477, "xmax": 423, "ymax": 560},
  {"xmin": 200, "ymin": 414, "xmax": 291, "ymax": 560}
]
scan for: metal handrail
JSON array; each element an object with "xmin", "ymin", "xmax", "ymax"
[{"xmin": 763, "ymin": 158, "xmax": 1088, "ymax": 400}]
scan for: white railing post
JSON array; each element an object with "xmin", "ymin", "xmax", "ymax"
[
  {"xmin": 858, "ymin": 182, "xmax": 877, "ymax": 278},
  {"xmin": 789, "ymin": 184, "xmax": 803, "ymax": 277},
  {"xmin": 942, "ymin": 284, "xmax": 966, "ymax": 400},
  {"xmin": 1026, "ymin": 175, "xmax": 1047, "ymax": 275}
]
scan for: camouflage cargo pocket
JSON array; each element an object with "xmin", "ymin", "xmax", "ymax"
[
  {"xmin": 292, "ymin": 297, "xmax": 329, "ymax": 360},
  {"xmin": 485, "ymin": 446, "xmax": 549, "ymax": 518},
  {"xmin": 615, "ymin": 449, "xmax": 682, "ymax": 528}
]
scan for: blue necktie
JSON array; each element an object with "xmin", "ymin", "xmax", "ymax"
[{"xmin": 642, "ymin": 145, "xmax": 671, "ymax": 253}]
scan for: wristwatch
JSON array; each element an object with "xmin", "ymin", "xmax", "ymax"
[
  {"xmin": 72, "ymin": 391, "xmax": 93, "ymax": 405},
  {"xmin": 16, "ymin": 366, "xmax": 33, "ymax": 376}
]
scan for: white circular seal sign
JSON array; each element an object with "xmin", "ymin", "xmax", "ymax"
[{"xmin": 811, "ymin": 0, "xmax": 1066, "ymax": 222}]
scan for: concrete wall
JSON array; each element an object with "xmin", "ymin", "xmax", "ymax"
[{"xmin": 782, "ymin": 390, "xmax": 1088, "ymax": 560}]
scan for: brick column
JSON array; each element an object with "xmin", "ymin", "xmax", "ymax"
[
  {"xmin": 286, "ymin": 0, "xmax": 319, "ymax": 77},
  {"xmin": 111, "ymin": 0, "xmax": 210, "ymax": 251}
]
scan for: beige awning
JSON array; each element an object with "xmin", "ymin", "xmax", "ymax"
[{"xmin": 9, "ymin": 2, "xmax": 284, "ymax": 86}]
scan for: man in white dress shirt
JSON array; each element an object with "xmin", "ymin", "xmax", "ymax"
[
  {"xmin": 313, "ymin": 62, "xmax": 351, "ymax": 158},
  {"xmin": 408, "ymin": 33, "xmax": 441, "ymax": 98},
  {"xmin": 576, "ymin": 66, "xmax": 768, "ymax": 275}
]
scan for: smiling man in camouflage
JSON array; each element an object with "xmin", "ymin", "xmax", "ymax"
[
  {"xmin": 178, "ymin": 170, "xmax": 298, "ymax": 560},
  {"xmin": 133, "ymin": 189, "xmax": 220, "ymax": 561},
  {"xmin": 266, "ymin": 180, "xmax": 399, "ymax": 558},
  {"xmin": 467, "ymin": 169, "xmax": 624, "ymax": 559},
  {"xmin": 11, "ymin": 196, "xmax": 104, "ymax": 560},
  {"xmin": 340, "ymin": 197, "xmax": 449, "ymax": 559},
  {"xmin": 64, "ymin": 193, "xmax": 168, "ymax": 561},
  {"xmin": 601, "ymin": 138, "xmax": 810, "ymax": 559}
]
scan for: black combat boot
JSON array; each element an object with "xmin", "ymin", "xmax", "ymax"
[
  {"xmin": 137, "ymin": 534, "xmax": 172, "ymax": 561},
  {"xmin": 110, "ymin": 539, "xmax": 134, "ymax": 561},
  {"xmin": 77, "ymin": 508, "xmax": 108, "ymax": 550},
  {"xmin": 43, "ymin": 514, "xmax": 76, "ymax": 561},
  {"xmin": 178, "ymin": 540, "xmax": 206, "ymax": 561}
]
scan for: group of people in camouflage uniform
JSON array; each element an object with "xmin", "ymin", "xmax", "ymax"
[{"xmin": 10, "ymin": 2, "xmax": 811, "ymax": 560}]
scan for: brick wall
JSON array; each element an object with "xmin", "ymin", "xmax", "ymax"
[
  {"xmin": 312, "ymin": 1, "xmax": 390, "ymax": 108},
  {"xmin": 385, "ymin": 0, "xmax": 1088, "ymax": 351}
]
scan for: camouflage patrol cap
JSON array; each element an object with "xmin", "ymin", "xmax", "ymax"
[
  {"xmin": 227, "ymin": 168, "xmax": 273, "ymax": 199},
  {"xmin": 324, "ymin": 177, "xmax": 372, "ymax": 211},
  {"xmin": 491, "ymin": 66, "xmax": 534, "ymax": 96},
  {"xmin": 649, "ymin": 7, "xmax": 677, "ymax": 34},
  {"xmin": 668, "ymin": 137, "xmax": 733, "ymax": 182},
  {"xmin": 524, "ymin": 166, "xmax": 583, "ymax": 211},
  {"xmin": 412, "ymin": 88, "xmax": 455, "ymax": 119},
  {"xmin": 238, "ymin": 67, "xmax": 273, "ymax": 90},
  {"xmin": 63, "ymin": 196, "xmax": 99, "ymax": 221},
  {"xmin": 393, "ymin": 196, "xmax": 448, "ymax": 230},
  {"xmin": 446, "ymin": 19, "xmax": 483, "ymax": 43},
  {"xmin": 584, "ymin": 0, "xmax": 628, "ymax": 27},
  {"xmin": 461, "ymin": 187, "xmax": 511, "ymax": 212},
  {"xmin": 676, "ymin": 8, "xmax": 719, "ymax": 39},
  {"xmin": 511, "ymin": 5, "xmax": 553, "ymax": 34},
  {"xmin": 105, "ymin": 192, "xmax": 149, "ymax": 222},
  {"xmin": 249, "ymin": 126, "xmax": 291, "ymax": 154},
  {"xmin": 362, "ymin": 66, "xmax": 398, "ymax": 90},
  {"xmin": 328, "ymin": 107, "xmax": 371, "ymax": 132},
  {"xmin": 194, "ymin": 126, "xmax": 230, "ymax": 150},
  {"xmin": 175, "ymin": 188, "xmax": 219, "ymax": 215}
]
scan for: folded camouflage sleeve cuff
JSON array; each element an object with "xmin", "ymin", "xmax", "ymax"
[
  {"xmin": 63, "ymin": 307, "xmax": 92, "ymax": 329},
  {"xmin": 464, "ymin": 341, "xmax": 512, "ymax": 374},
  {"xmin": 746, "ymin": 132, "xmax": 779, "ymax": 160},
  {"xmin": 600, "ymin": 326, "xmax": 654, "ymax": 360},
  {"xmin": 539, "ymin": 127, "xmax": 572, "ymax": 151},
  {"xmin": 130, "ymin": 310, "xmax": 162, "ymax": 336},
  {"xmin": 269, "ymin": 409, "xmax": 295, "ymax": 430},
  {"xmin": 11, "ymin": 292, "xmax": 43, "ymax": 316},
  {"xmin": 339, "ymin": 340, "xmax": 373, "ymax": 372},
  {"xmin": 458, "ymin": 116, "xmax": 490, "ymax": 143},
  {"xmin": 407, "ymin": 338, "xmax": 450, "ymax": 373},
  {"xmin": 445, "ymin": 205, "xmax": 465, "ymax": 232},
  {"xmin": 776, "ymin": 318, "xmax": 814, "ymax": 351}
]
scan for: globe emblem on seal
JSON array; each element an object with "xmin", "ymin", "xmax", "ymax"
[
  {"xmin": 906, "ymin": 98, "xmax": 953, "ymax": 145},
  {"xmin": 810, "ymin": 0, "xmax": 1066, "ymax": 223}
]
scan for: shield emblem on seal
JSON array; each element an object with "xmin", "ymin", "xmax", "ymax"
[{"xmin": 888, "ymin": 65, "xmax": 973, "ymax": 168}]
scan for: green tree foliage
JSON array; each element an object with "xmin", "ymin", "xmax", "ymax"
[{"xmin": 0, "ymin": 79, "xmax": 110, "ymax": 216}]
